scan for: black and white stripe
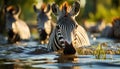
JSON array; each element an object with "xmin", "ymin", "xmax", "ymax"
[
  {"xmin": 47, "ymin": 1, "xmax": 90, "ymax": 54},
  {"xmin": 48, "ymin": 15, "xmax": 90, "ymax": 51},
  {"xmin": 48, "ymin": 20, "xmax": 90, "ymax": 52}
]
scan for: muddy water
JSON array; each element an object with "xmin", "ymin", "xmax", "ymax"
[{"xmin": 0, "ymin": 38, "xmax": 120, "ymax": 69}]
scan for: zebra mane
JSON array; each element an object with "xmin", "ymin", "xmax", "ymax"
[
  {"xmin": 40, "ymin": 3, "xmax": 47, "ymax": 11},
  {"xmin": 60, "ymin": 1, "xmax": 70, "ymax": 13}
]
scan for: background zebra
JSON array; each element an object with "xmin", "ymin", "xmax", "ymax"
[
  {"xmin": 5, "ymin": 5, "xmax": 31, "ymax": 43},
  {"xmin": 101, "ymin": 17, "xmax": 120, "ymax": 38},
  {"xmin": 48, "ymin": 1, "xmax": 90, "ymax": 55},
  {"xmin": 33, "ymin": 3, "xmax": 55, "ymax": 44}
]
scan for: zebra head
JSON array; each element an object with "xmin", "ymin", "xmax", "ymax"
[
  {"xmin": 5, "ymin": 5, "xmax": 21, "ymax": 30},
  {"xmin": 51, "ymin": 1, "xmax": 80, "ymax": 44},
  {"xmin": 34, "ymin": 3, "xmax": 54, "ymax": 44},
  {"xmin": 33, "ymin": 3, "xmax": 51, "ymax": 30}
]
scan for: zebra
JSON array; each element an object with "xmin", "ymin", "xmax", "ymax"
[
  {"xmin": 112, "ymin": 17, "xmax": 120, "ymax": 39},
  {"xmin": 33, "ymin": 3, "xmax": 55, "ymax": 44},
  {"xmin": 47, "ymin": 1, "xmax": 90, "ymax": 55},
  {"xmin": 5, "ymin": 5, "xmax": 31, "ymax": 43},
  {"xmin": 101, "ymin": 17, "xmax": 120, "ymax": 39}
]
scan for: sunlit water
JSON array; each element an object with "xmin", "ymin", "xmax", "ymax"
[{"xmin": 0, "ymin": 37, "xmax": 120, "ymax": 69}]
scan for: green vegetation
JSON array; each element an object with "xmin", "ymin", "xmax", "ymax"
[
  {"xmin": 77, "ymin": 43, "xmax": 120, "ymax": 59},
  {"xmin": 1, "ymin": 0, "xmax": 119, "ymax": 23},
  {"xmin": 94, "ymin": 44, "xmax": 106, "ymax": 59},
  {"xmin": 88, "ymin": 4, "xmax": 120, "ymax": 23},
  {"xmin": 0, "ymin": 0, "xmax": 120, "ymax": 36}
]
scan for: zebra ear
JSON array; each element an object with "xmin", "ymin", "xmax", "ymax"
[
  {"xmin": 51, "ymin": 3, "xmax": 60, "ymax": 16},
  {"xmin": 70, "ymin": 1, "xmax": 80, "ymax": 17},
  {"xmin": 45, "ymin": 4, "xmax": 51, "ymax": 13},
  {"xmin": 33, "ymin": 5, "xmax": 39, "ymax": 13},
  {"xmin": 4, "ymin": 5, "xmax": 18, "ymax": 15},
  {"xmin": 15, "ymin": 5, "xmax": 21, "ymax": 15}
]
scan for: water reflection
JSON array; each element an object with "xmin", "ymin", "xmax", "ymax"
[
  {"xmin": 31, "ymin": 54, "xmax": 81, "ymax": 69},
  {"xmin": 59, "ymin": 66, "xmax": 81, "ymax": 69},
  {"xmin": 56, "ymin": 54, "xmax": 81, "ymax": 69},
  {"xmin": 0, "ymin": 54, "xmax": 120, "ymax": 69},
  {"xmin": 0, "ymin": 64, "xmax": 33, "ymax": 69},
  {"xmin": 57, "ymin": 54, "xmax": 78, "ymax": 63},
  {"xmin": 0, "ymin": 64, "xmax": 16, "ymax": 69}
]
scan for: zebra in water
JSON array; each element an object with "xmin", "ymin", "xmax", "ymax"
[
  {"xmin": 47, "ymin": 1, "xmax": 90, "ymax": 55},
  {"xmin": 112, "ymin": 17, "xmax": 120, "ymax": 38},
  {"xmin": 5, "ymin": 5, "xmax": 31, "ymax": 43},
  {"xmin": 33, "ymin": 3, "xmax": 55, "ymax": 44},
  {"xmin": 101, "ymin": 17, "xmax": 120, "ymax": 38}
]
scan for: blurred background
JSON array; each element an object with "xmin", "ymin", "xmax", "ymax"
[{"xmin": 0, "ymin": 0, "xmax": 120, "ymax": 39}]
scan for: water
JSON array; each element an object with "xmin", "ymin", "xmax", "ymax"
[{"xmin": 0, "ymin": 38, "xmax": 120, "ymax": 69}]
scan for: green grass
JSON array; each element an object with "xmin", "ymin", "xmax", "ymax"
[{"xmin": 77, "ymin": 43, "xmax": 120, "ymax": 59}]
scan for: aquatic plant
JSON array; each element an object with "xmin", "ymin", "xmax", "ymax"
[{"xmin": 94, "ymin": 44, "xmax": 106, "ymax": 59}]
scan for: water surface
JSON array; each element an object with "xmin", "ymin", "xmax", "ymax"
[{"xmin": 0, "ymin": 38, "xmax": 120, "ymax": 69}]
